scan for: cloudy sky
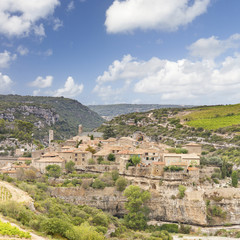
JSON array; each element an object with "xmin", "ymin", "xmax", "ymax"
[{"xmin": 0, "ymin": 0, "xmax": 240, "ymax": 105}]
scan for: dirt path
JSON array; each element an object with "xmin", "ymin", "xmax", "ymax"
[{"xmin": 0, "ymin": 181, "xmax": 33, "ymax": 204}]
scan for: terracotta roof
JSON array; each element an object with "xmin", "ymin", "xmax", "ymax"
[{"xmin": 42, "ymin": 152, "xmax": 59, "ymax": 157}]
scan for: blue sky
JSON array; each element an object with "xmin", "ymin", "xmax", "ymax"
[{"xmin": 1, "ymin": 0, "xmax": 240, "ymax": 105}]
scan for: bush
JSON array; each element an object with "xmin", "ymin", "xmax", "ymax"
[
  {"xmin": 107, "ymin": 153, "xmax": 116, "ymax": 162},
  {"xmin": 92, "ymin": 179, "xmax": 106, "ymax": 189},
  {"xmin": 151, "ymin": 230, "xmax": 172, "ymax": 240},
  {"xmin": 88, "ymin": 158, "xmax": 96, "ymax": 165},
  {"xmin": 92, "ymin": 213, "xmax": 109, "ymax": 227},
  {"xmin": 232, "ymin": 171, "xmax": 238, "ymax": 187},
  {"xmin": 41, "ymin": 217, "xmax": 72, "ymax": 237},
  {"xmin": 159, "ymin": 224, "xmax": 178, "ymax": 233},
  {"xmin": 115, "ymin": 177, "xmax": 128, "ymax": 191},
  {"xmin": 65, "ymin": 222, "xmax": 105, "ymax": 240},
  {"xmin": 111, "ymin": 170, "xmax": 119, "ymax": 182},
  {"xmin": 179, "ymin": 224, "xmax": 191, "ymax": 234},
  {"xmin": 178, "ymin": 185, "xmax": 186, "ymax": 199}
]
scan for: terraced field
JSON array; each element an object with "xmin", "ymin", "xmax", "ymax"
[{"xmin": 182, "ymin": 104, "xmax": 240, "ymax": 130}]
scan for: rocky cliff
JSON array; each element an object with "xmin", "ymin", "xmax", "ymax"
[{"xmin": 49, "ymin": 182, "xmax": 240, "ymax": 226}]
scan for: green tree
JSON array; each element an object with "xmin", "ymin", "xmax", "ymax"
[
  {"xmin": 97, "ymin": 156, "xmax": 104, "ymax": 164},
  {"xmin": 85, "ymin": 145, "xmax": 96, "ymax": 154},
  {"xmin": 111, "ymin": 170, "xmax": 119, "ymax": 182},
  {"xmin": 103, "ymin": 125, "xmax": 116, "ymax": 140},
  {"xmin": 131, "ymin": 155, "xmax": 141, "ymax": 166},
  {"xmin": 46, "ymin": 164, "xmax": 61, "ymax": 178},
  {"xmin": 107, "ymin": 153, "xmax": 115, "ymax": 162},
  {"xmin": 65, "ymin": 161, "xmax": 75, "ymax": 173},
  {"xmin": 115, "ymin": 177, "xmax": 128, "ymax": 191},
  {"xmin": 123, "ymin": 185, "xmax": 151, "ymax": 230},
  {"xmin": 231, "ymin": 171, "xmax": 238, "ymax": 187},
  {"xmin": 221, "ymin": 158, "xmax": 227, "ymax": 179}
]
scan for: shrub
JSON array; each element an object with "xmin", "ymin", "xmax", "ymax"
[
  {"xmin": 107, "ymin": 153, "xmax": 116, "ymax": 162},
  {"xmin": 111, "ymin": 170, "xmax": 119, "ymax": 182},
  {"xmin": 92, "ymin": 213, "xmax": 109, "ymax": 227},
  {"xmin": 65, "ymin": 222, "xmax": 105, "ymax": 240},
  {"xmin": 115, "ymin": 177, "xmax": 128, "ymax": 191},
  {"xmin": 159, "ymin": 224, "xmax": 178, "ymax": 233},
  {"xmin": 151, "ymin": 230, "xmax": 173, "ymax": 240},
  {"xmin": 178, "ymin": 185, "xmax": 186, "ymax": 199},
  {"xmin": 92, "ymin": 178, "xmax": 106, "ymax": 189},
  {"xmin": 88, "ymin": 158, "xmax": 96, "ymax": 165},
  {"xmin": 97, "ymin": 156, "xmax": 104, "ymax": 164},
  {"xmin": 179, "ymin": 224, "xmax": 191, "ymax": 234},
  {"xmin": 231, "ymin": 171, "xmax": 238, "ymax": 187}
]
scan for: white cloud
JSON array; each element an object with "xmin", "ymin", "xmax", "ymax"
[
  {"xmin": 53, "ymin": 18, "xmax": 63, "ymax": 31},
  {"xmin": 17, "ymin": 45, "xmax": 29, "ymax": 56},
  {"xmin": 105, "ymin": 0, "xmax": 210, "ymax": 33},
  {"xmin": 30, "ymin": 76, "xmax": 53, "ymax": 88},
  {"xmin": 0, "ymin": 0, "xmax": 60, "ymax": 37},
  {"xmin": 95, "ymin": 50, "xmax": 240, "ymax": 103},
  {"xmin": 0, "ymin": 51, "xmax": 16, "ymax": 68},
  {"xmin": 188, "ymin": 34, "xmax": 240, "ymax": 59},
  {"xmin": 0, "ymin": 72, "xmax": 13, "ymax": 93},
  {"xmin": 67, "ymin": 1, "xmax": 75, "ymax": 11},
  {"xmin": 53, "ymin": 76, "xmax": 84, "ymax": 97}
]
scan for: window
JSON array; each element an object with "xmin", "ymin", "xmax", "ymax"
[
  {"xmin": 75, "ymin": 158, "xmax": 77, "ymax": 161},
  {"xmin": 75, "ymin": 153, "xmax": 77, "ymax": 157}
]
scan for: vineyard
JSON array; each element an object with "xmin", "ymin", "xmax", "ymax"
[
  {"xmin": 182, "ymin": 104, "xmax": 240, "ymax": 130},
  {"xmin": 0, "ymin": 219, "xmax": 31, "ymax": 238},
  {"xmin": 0, "ymin": 186, "xmax": 12, "ymax": 201}
]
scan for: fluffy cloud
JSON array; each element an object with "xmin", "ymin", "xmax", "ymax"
[
  {"xmin": 95, "ymin": 50, "xmax": 240, "ymax": 103},
  {"xmin": 0, "ymin": 73, "xmax": 13, "ymax": 93},
  {"xmin": 30, "ymin": 76, "xmax": 53, "ymax": 88},
  {"xmin": 189, "ymin": 34, "xmax": 240, "ymax": 59},
  {"xmin": 0, "ymin": 0, "xmax": 60, "ymax": 37},
  {"xmin": 17, "ymin": 45, "xmax": 29, "ymax": 56},
  {"xmin": 105, "ymin": 0, "xmax": 210, "ymax": 33},
  {"xmin": 53, "ymin": 77, "xmax": 84, "ymax": 97},
  {"xmin": 0, "ymin": 51, "xmax": 16, "ymax": 68}
]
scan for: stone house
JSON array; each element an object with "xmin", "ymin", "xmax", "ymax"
[
  {"xmin": 151, "ymin": 162, "xmax": 165, "ymax": 176},
  {"xmin": 185, "ymin": 143, "xmax": 202, "ymax": 155},
  {"xmin": 163, "ymin": 153, "xmax": 200, "ymax": 166}
]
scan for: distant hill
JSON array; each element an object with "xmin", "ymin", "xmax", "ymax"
[
  {"xmin": 0, "ymin": 95, "xmax": 104, "ymax": 142},
  {"xmin": 88, "ymin": 104, "xmax": 192, "ymax": 120}
]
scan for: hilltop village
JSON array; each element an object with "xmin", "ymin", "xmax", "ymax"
[{"xmin": 1, "ymin": 125, "xmax": 201, "ymax": 185}]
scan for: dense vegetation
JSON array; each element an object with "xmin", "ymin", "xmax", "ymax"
[
  {"xmin": 0, "ymin": 172, "xmax": 176, "ymax": 240},
  {"xmin": 0, "ymin": 94, "xmax": 104, "ymax": 142}
]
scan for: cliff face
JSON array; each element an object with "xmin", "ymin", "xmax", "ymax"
[{"xmin": 49, "ymin": 184, "xmax": 240, "ymax": 226}]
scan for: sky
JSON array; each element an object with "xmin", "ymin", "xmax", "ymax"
[{"xmin": 1, "ymin": 0, "xmax": 240, "ymax": 106}]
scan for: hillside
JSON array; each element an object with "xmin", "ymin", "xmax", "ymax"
[
  {"xmin": 0, "ymin": 95, "xmax": 104, "ymax": 142},
  {"xmin": 88, "ymin": 104, "xmax": 192, "ymax": 120},
  {"xmin": 98, "ymin": 104, "xmax": 240, "ymax": 163}
]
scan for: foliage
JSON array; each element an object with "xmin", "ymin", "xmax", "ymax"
[
  {"xmin": 178, "ymin": 185, "xmax": 186, "ymax": 199},
  {"xmin": 88, "ymin": 158, "xmax": 96, "ymax": 165},
  {"xmin": 65, "ymin": 222, "xmax": 105, "ymax": 240},
  {"xmin": 103, "ymin": 125, "xmax": 116, "ymax": 139},
  {"xmin": 111, "ymin": 170, "xmax": 119, "ymax": 182},
  {"xmin": 164, "ymin": 166, "xmax": 184, "ymax": 172},
  {"xmin": 0, "ymin": 219, "xmax": 31, "ymax": 238},
  {"xmin": 150, "ymin": 230, "xmax": 172, "ymax": 240},
  {"xmin": 97, "ymin": 156, "xmax": 104, "ymax": 164},
  {"xmin": 179, "ymin": 224, "xmax": 191, "ymax": 234},
  {"xmin": 107, "ymin": 153, "xmax": 115, "ymax": 162},
  {"xmin": 65, "ymin": 161, "xmax": 75, "ymax": 173},
  {"xmin": 85, "ymin": 145, "xmax": 96, "ymax": 154},
  {"xmin": 231, "ymin": 171, "xmax": 238, "ymax": 187},
  {"xmin": 46, "ymin": 164, "xmax": 61, "ymax": 178},
  {"xmin": 123, "ymin": 185, "xmax": 151, "ymax": 230},
  {"xmin": 92, "ymin": 178, "xmax": 106, "ymax": 189},
  {"xmin": 115, "ymin": 177, "xmax": 128, "ymax": 191},
  {"xmin": 167, "ymin": 148, "xmax": 188, "ymax": 154}
]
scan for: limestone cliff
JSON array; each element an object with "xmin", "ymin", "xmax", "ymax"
[{"xmin": 49, "ymin": 183, "xmax": 240, "ymax": 226}]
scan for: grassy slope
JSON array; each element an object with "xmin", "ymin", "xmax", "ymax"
[{"xmin": 182, "ymin": 104, "xmax": 240, "ymax": 130}]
